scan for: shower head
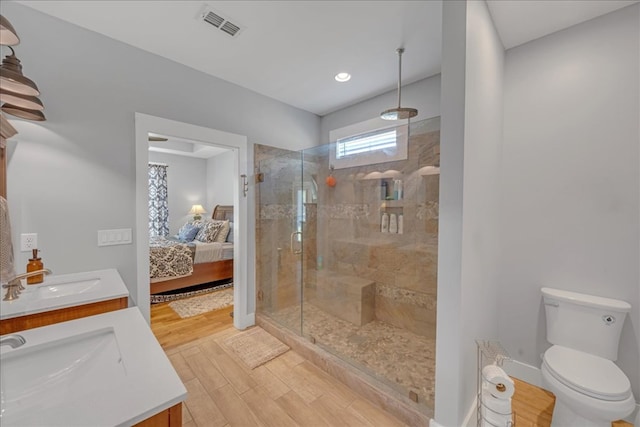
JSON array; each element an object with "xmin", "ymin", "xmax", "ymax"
[{"xmin": 381, "ymin": 48, "xmax": 418, "ymax": 121}]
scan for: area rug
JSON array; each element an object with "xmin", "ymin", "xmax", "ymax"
[
  {"xmin": 150, "ymin": 281, "xmax": 232, "ymax": 304},
  {"xmin": 168, "ymin": 288, "xmax": 233, "ymax": 318},
  {"xmin": 222, "ymin": 327, "xmax": 290, "ymax": 369}
]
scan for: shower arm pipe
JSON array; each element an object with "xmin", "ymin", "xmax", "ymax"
[{"xmin": 395, "ymin": 48, "xmax": 404, "ymax": 108}]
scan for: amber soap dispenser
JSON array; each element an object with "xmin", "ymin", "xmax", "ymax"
[{"xmin": 27, "ymin": 249, "xmax": 44, "ymax": 284}]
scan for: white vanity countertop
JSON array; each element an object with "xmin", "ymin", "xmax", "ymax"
[
  {"xmin": 0, "ymin": 307, "xmax": 187, "ymax": 426},
  {"xmin": 0, "ymin": 268, "xmax": 129, "ymax": 320}
]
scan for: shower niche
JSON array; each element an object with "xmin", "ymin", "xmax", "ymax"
[{"xmin": 255, "ymin": 116, "xmax": 440, "ymax": 417}]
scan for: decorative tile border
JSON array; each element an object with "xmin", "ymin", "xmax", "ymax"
[{"xmin": 318, "ymin": 204, "xmax": 370, "ymax": 219}]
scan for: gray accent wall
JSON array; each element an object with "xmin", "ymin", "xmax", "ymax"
[
  {"xmin": 4, "ymin": 2, "xmax": 319, "ymax": 307},
  {"xmin": 500, "ymin": 4, "xmax": 639, "ymax": 402},
  {"xmin": 321, "ymin": 74, "xmax": 442, "ymax": 144},
  {"xmin": 435, "ymin": 1, "xmax": 505, "ymax": 424},
  {"xmin": 206, "ymin": 150, "xmax": 235, "ymax": 209}
]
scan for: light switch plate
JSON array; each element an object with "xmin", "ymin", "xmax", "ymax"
[
  {"xmin": 20, "ymin": 233, "xmax": 38, "ymax": 252},
  {"xmin": 97, "ymin": 228, "xmax": 132, "ymax": 247}
]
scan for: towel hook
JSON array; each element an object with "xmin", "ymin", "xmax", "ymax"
[{"xmin": 240, "ymin": 174, "xmax": 248, "ymax": 198}]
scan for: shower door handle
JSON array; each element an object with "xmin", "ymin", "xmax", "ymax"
[{"xmin": 290, "ymin": 231, "xmax": 302, "ymax": 255}]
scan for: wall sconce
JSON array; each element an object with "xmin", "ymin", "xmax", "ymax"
[
  {"xmin": 1, "ymin": 104, "xmax": 45, "ymax": 121},
  {"xmin": 188, "ymin": 204, "xmax": 206, "ymax": 221},
  {"xmin": 0, "ymin": 47, "xmax": 39, "ymax": 96},
  {"xmin": 0, "ymin": 15, "xmax": 45, "ymax": 121},
  {"xmin": 0, "ymin": 15, "xmax": 20, "ymax": 46}
]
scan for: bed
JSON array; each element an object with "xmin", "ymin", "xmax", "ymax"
[{"xmin": 150, "ymin": 205, "xmax": 234, "ymax": 295}]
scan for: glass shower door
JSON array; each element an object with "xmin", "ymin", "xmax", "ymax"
[{"xmin": 255, "ymin": 147, "xmax": 305, "ymax": 334}]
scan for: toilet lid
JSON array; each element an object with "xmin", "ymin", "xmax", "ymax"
[{"xmin": 544, "ymin": 346, "xmax": 631, "ymax": 401}]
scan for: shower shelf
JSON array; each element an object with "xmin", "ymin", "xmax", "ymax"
[{"xmin": 380, "ymin": 200, "xmax": 404, "ymax": 207}]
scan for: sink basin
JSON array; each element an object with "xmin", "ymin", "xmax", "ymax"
[
  {"xmin": 0, "ymin": 308, "xmax": 185, "ymax": 426},
  {"xmin": 0, "ymin": 269, "xmax": 129, "ymax": 321},
  {"xmin": 36, "ymin": 278, "xmax": 101, "ymax": 299},
  {"xmin": 1, "ymin": 327, "xmax": 127, "ymax": 425}
]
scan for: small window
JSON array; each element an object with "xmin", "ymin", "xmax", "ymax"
[
  {"xmin": 336, "ymin": 128, "xmax": 397, "ymax": 159},
  {"xmin": 330, "ymin": 117, "xmax": 408, "ymax": 169}
]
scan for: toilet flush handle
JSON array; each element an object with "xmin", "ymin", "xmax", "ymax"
[{"xmin": 602, "ymin": 315, "xmax": 616, "ymax": 326}]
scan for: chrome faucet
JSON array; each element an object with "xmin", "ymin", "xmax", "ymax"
[
  {"xmin": 0, "ymin": 334, "xmax": 26, "ymax": 349},
  {"xmin": 2, "ymin": 269, "xmax": 52, "ymax": 301}
]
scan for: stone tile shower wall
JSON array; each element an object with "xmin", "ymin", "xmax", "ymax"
[
  {"xmin": 255, "ymin": 118, "xmax": 440, "ymax": 340},
  {"xmin": 312, "ymin": 120, "xmax": 440, "ymax": 339}
]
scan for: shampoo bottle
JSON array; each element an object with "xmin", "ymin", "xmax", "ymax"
[
  {"xmin": 389, "ymin": 213, "xmax": 398, "ymax": 233},
  {"xmin": 381, "ymin": 212, "xmax": 389, "ymax": 233},
  {"xmin": 398, "ymin": 214, "xmax": 404, "ymax": 234},
  {"xmin": 381, "ymin": 181, "xmax": 388, "ymax": 200},
  {"xmin": 27, "ymin": 249, "xmax": 44, "ymax": 284}
]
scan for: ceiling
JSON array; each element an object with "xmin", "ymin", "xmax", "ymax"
[
  {"xmin": 15, "ymin": 0, "xmax": 639, "ymax": 116},
  {"xmin": 148, "ymin": 133, "xmax": 229, "ymax": 159}
]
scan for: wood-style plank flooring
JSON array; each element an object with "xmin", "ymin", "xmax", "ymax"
[
  {"xmin": 152, "ymin": 302, "xmax": 407, "ymax": 427},
  {"xmin": 151, "ymin": 302, "xmax": 634, "ymax": 427},
  {"xmin": 150, "ymin": 298, "xmax": 234, "ymax": 350}
]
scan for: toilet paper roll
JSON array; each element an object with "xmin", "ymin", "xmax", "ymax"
[
  {"xmin": 481, "ymin": 389, "xmax": 511, "ymax": 415},
  {"xmin": 482, "ymin": 365, "xmax": 515, "ymax": 399},
  {"xmin": 480, "ymin": 406, "xmax": 512, "ymax": 427}
]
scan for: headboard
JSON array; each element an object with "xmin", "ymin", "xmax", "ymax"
[{"xmin": 212, "ymin": 205, "xmax": 233, "ymax": 221}]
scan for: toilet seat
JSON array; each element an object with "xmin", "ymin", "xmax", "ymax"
[{"xmin": 543, "ymin": 346, "xmax": 631, "ymax": 401}]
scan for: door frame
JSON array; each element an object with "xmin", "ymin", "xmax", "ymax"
[{"xmin": 135, "ymin": 112, "xmax": 255, "ymax": 329}]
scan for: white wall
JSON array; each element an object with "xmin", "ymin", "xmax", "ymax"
[
  {"xmin": 206, "ymin": 150, "xmax": 235, "ymax": 209},
  {"xmin": 435, "ymin": 1, "xmax": 505, "ymax": 425},
  {"xmin": 148, "ymin": 151, "xmax": 208, "ymax": 235},
  {"xmin": 4, "ymin": 1, "xmax": 319, "ymax": 307},
  {"xmin": 499, "ymin": 3, "xmax": 640, "ymax": 400}
]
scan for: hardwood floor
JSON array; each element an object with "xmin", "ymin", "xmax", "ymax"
[
  {"xmin": 150, "ymin": 299, "xmax": 234, "ymax": 350},
  {"xmin": 152, "ymin": 303, "xmax": 407, "ymax": 427},
  {"xmin": 151, "ymin": 304, "xmax": 635, "ymax": 427}
]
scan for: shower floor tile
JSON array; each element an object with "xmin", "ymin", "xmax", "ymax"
[{"xmin": 268, "ymin": 303, "xmax": 436, "ymax": 409}]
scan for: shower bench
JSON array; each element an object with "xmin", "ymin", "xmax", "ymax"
[{"xmin": 307, "ymin": 271, "xmax": 375, "ymax": 326}]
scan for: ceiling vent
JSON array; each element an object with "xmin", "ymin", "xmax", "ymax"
[{"xmin": 201, "ymin": 7, "xmax": 243, "ymax": 38}]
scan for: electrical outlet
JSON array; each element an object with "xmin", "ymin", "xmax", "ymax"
[{"xmin": 20, "ymin": 233, "xmax": 38, "ymax": 252}]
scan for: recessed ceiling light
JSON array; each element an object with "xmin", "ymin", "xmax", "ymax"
[{"xmin": 335, "ymin": 72, "xmax": 351, "ymax": 82}]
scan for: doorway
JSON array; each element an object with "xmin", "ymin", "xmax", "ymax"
[{"xmin": 135, "ymin": 113, "xmax": 255, "ymax": 329}]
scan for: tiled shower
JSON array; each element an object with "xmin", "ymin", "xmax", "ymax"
[{"xmin": 255, "ymin": 117, "xmax": 440, "ymax": 414}]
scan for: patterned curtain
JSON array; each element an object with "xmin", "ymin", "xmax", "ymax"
[{"xmin": 149, "ymin": 163, "xmax": 169, "ymax": 237}]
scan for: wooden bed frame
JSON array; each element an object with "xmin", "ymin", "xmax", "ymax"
[{"xmin": 150, "ymin": 205, "xmax": 234, "ymax": 295}]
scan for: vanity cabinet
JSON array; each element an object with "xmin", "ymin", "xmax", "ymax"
[
  {"xmin": 134, "ymin": 403, "xmax": 182, "ymax": 427},
  {"xmin": 0, "ymin": 296, "xmax": 128, "ymax": 335}
]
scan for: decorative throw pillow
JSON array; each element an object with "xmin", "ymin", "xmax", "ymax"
[
  {"xmin": 195, "ymin": 220, "xmax": 226, "ymax": 243},
  {"xmin": 214, "ymin": 220, "xmax": 231, "ymax": 243},
  {"xmin": 226, "ymin": 222, "xmax": 234, "ymax": 243},
  {"xmin": 177, "ymin": 222, "xmax": 200, "ymax": 242}
]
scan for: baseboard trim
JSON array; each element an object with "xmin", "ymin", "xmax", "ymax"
[
  {"xmin": 462, "ymin": 395, "xmax": 478, "ymax": 427},
  {"xmin": 428, "ymin": 397, "xmax": 477, "ymax": 427},
  {"xmin": 234, "ymin": 311, "xmax": 255, "ymax": 330}
]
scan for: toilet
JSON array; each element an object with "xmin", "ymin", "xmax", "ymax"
[{"xmin": 541, "ymin": 287, "xmax": 635, "ymax": 427}]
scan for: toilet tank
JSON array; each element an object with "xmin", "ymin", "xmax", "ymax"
[{"xmin": 541, "ymin": 287, "xmax": 631, "ymax": 361}]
